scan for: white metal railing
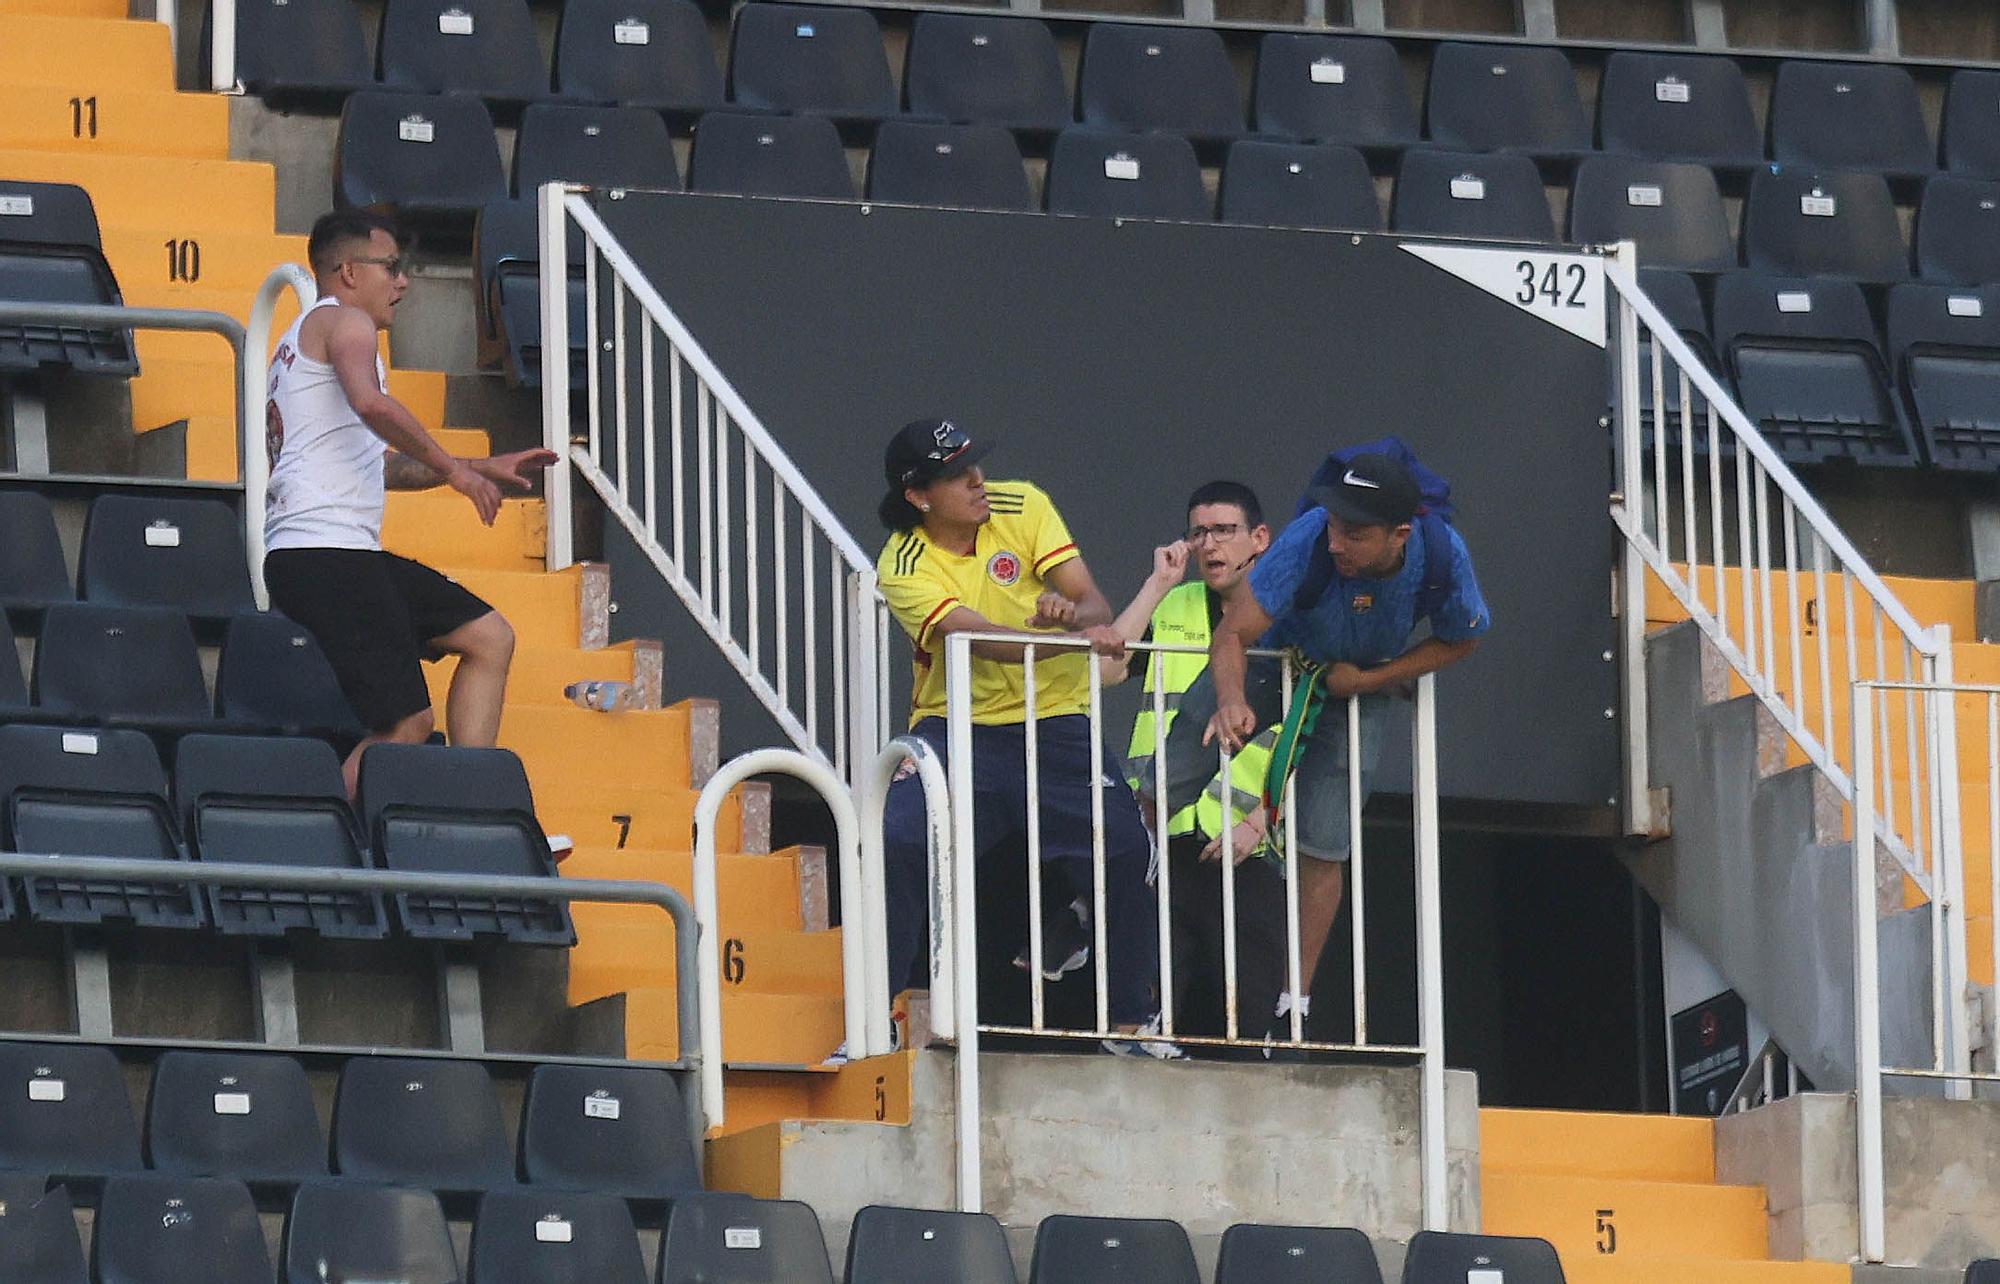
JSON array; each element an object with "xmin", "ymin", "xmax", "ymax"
[
  {"xmin": 1854, "ymin": 676, "xmax": 1995, "ymax": 1265},
  {"xmin": 923, "ymin": 632, "xmax": 1448, "ymax": 1224},
  {"xmin": 245, "ymin": 263, "xmax": 317, "ymax": 608},
  {"xmin": 692, "ymin": 747, "xmax": 872, "ymax": 1124},
  {"xmin": 538, "ymin": 184, "xmax": 890, "ymax": 778},
  {"xmin": 1603, "ymin": 247, "xmax": 1949, "ymax": 889}
]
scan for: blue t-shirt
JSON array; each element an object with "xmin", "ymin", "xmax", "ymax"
[{"xmin": 1248, "ymin": 510, "xmax": 1492, "ymax": 665}]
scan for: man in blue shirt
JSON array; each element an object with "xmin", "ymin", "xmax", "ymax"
[{"xmin": 1156, "ymin": 451, "xmax": 1490, "ymax": 1044}]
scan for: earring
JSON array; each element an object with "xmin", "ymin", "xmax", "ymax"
[{"xmin": 919, "ymin": 504, "xmax": 931, "ymax": 512}]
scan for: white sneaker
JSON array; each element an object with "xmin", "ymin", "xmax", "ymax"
[{"xmin": 1100, "ymin": 1014, "xmax": 1188, "ymax": 1061}]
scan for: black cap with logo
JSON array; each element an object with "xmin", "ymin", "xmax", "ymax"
[
  {"xmin": 883, "ymin": 417, "xmax": 993, "ymax": 490},
  {"xmin": 1308, "ymin": 452, "xmax": 1421, "ymax": 527}
]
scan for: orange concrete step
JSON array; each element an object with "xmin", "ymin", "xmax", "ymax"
[
  {"xmin": 537, "ymin": 786, "xmax": 715, "ymax": 853},
  {"xmin": 0, "ymin": 16, "xmax": 174, "ymax": 92},
  {"xmin": 717, "ymin": 1050, "xmax": 915, "ymax": 1140},
  {"xmin": 1481, "ymin": 1171, "xmax": 1771, "ymax": 1263},
  {"xmin": 0, "ymin": 148, "xmax": 276, "ymax": 231},
  {"xmin": 571, "ymin": 921, "xmax": 843, "ymax": 1000},
  {"xmin": 590, "ymin": 986, "xmax": 845, "ymax": 1071},
  {"xmin": 0, "ymin": 85, "xmax": 228, "ymax": 157},
  {"xmin": 1481, "ymin": 1108, "xmax": 1714, "ymax": 1184},
  {"xmin": 438, "ymin": 567, "xmax": 583, "ymax": 650},
  {"xmin": 382, "ymin": 494, "xmax": 545, "ymax": 571},
  {"xmin": 427, "ymin": 642, "xmax": 643, "ymax": 713},
  {"xmin": 102, "ymin": 227, "xmax": 306, "ymax": 292},
  {"xmin": 391, "ymin": 371, "xmax": 451, "ymax": 432},
  {"xmin": 1647, "ymin": 565, "xmax": 1975, "ymax": 639},
  {"xmin": 1561, "ymin": 1259, "xmax": 1846, "ymax": 1284},
  {"xmin": 562, "ymin": 846, "xmax": 806, "ymax": 931},
  {"xmin": 0, "ymin": 0, "xmax": 131, "ymax": 18},
  {"xmin": 500, "ymin": 702, "xmax": 694, "ymax": 791},
  {"xmin": 432, "ymin": 426, "xmax": 491, "ymax": 455}
]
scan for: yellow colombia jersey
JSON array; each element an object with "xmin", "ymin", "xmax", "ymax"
[{"xmin": 877, "ymin": 481, "xmax": 1090, "ymax": 726}]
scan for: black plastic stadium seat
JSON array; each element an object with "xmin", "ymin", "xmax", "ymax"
[
  {"xmin": 1213, "ymin": 1223, "xmax": 1382, "ymax": 1284},
  {"xmin": 1970, "ymin": 1261, "xmax": 2000, "ymax": 1283},
  {"xmin": 1252, "ymin": 33, "xmax": 1418, "ymax": 152},
  {"xmin": 1390, "ymin": 148, "xmax": 1552, "ymax": 241},
  {"xmin": 1044, "ymin": 127, "xmax": 1208, "ymax": 222},
  {"xmin": 1887, "ymin": 282, "xmax": 2000, "ymax": 473},
  {"xmin": 145, "ymin": 1050, "xmax": 328, "ymax": 1185},
  {"xmin": 335, "ymin": 90, "xmax": 508, "ymax": 221},
  {"xmin": 845, "ymin": 1205, "xmax": 1016, "ymax": 1284},
  {"xmin": 658, "ymin": 1194, "xmax": 835, "ymax": 1284},
  {"xmin": 1401, "ymin": 1230, "xmax": 1564, "ymax": 1284},
  {"xmin": 378, "ymin": 0, "xmax": 545, "ymax": 105},
  {"xmin": 173, "ymin": 734, "xmax": 385, "ymax": 939},
  {"xmin": 32, "ymin": 604, "xmax": 211, "ymax": 729},
  {"xmin": 686, "ymin": 111, "xmax": 856, "ymax": 200},
  {"xmin": 1218, "ymin": 140, "xmax": 1378, "ymax": 232},
  {"xmin": 94, "ymin": 1174, "xmax": 270, "ymax": 1284},
  {"xmin": 514, "ymin": 103, "xmax": 680, "ymax": 197},
  {"xmin": 0, "ymin": 723, "xmax": 204, "ymax": 929},
  {"xmin": 0, "ymin": 490, "xmax": 71, "ymax": 622},
  {"xmin": 1712, "ymin": 271, "xmax": 1919, "ymax": 468},
  {"xmin": 474, "ymin": 199, "xmax": 587, "ymax": 388},
  {"xmin": 77, "ymin": 494, "xmax": 254, "ymax": 633},
  {"xmin": 1077, "ymin": 22, "xmax": 1243, "ymax": 145},
  {"xmin": 865, "ymin": 121, "xmax": 1031, "ymax": 212},
  {"xmin": 0, "ymin": 1176, "xmax": 85, "ymax": 1284},
  {"xmin": 210, "ymin": 0, "xmax": 372, "ymax": 103},
  {"xmin": 1741, "ymin": 167, "xmax": 1907, "ymax": 284},
  {"xmin": 1425, "ymin": 41, "xmax": 1589, "ymax": 159},
  {"xmin": 553, "ymin": 0, "xmax": 721, "ymax": 117},
  {"xmin": 1595, "ymin": 50, "xmax": 1762, "ymax": 172},
  {"xmin": 358, "ymin": 742, "xmax": 574, "ymax": 945},
  {"xmin": 0, "ymin": 180, "xmax": 137, "ymax": 378},
  {"xmin": 0, "ymin": 1042, "xmax": 141, "ymax": 1178},
  {"xmin": 1942, "ymin": 70, "xmax": 2000, "ymax": 181},
  {"xmin": 284, "ymin": 1182, "xmax": 459, "ymax": 1284},
  {"xmin": 1914, "ymin": 176, "xmax": 2000, "ymax": 286},
  {"xmin": 1566, "ymin": 155, "xmax": 1732, "ymax": 271},
  {"xmin": 1029, "ymin": 1214, "xmax": 1200, "ymax": 1284},
  {"xmin": 333, "ymin": 1056, "xmax": 515, "ymax": 1194},
  {"xmin": 214, "ymin": 613, "xmax": 363, "ymax": 741},
  {"xmin": 728, "ymin": 3, "xmax": 895, "ymax": 126},
  {"xmin": 519, "ymin": 1062, "xmax": 701, "ymax": 1200},
  {"xmin": 902, "ymin": 12, "xmax": 1068, "ymax": 134},
  {"xmin": 1768, "ymin": 60, "xmax": 1934, "ymax": 183},
  {"xmin": 469, "ymin": 1187, "xmax": 648, "ymax": 1284}
]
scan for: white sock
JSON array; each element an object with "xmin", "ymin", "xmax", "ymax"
[{"xmin": 1274, "ymin": 992, "xmax": 1311, "ymax": 1019}]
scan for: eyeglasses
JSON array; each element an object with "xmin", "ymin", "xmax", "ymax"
[
  {"xmin": 348, "ymin": 254, "xmax": 408, "ymax": 278},
  {"xmin": 1184, "ymin": 522, "xmax": 1245, "ymax": 544}
]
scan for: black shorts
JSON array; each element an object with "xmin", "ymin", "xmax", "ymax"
[{"xmin": 264, "ymin": 548, "xmax": 494, "ymax": 733}]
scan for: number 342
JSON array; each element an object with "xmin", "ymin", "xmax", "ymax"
[{"xmin": 1516, "ymin": 259, "xmax": 1589, "ymax": 309}]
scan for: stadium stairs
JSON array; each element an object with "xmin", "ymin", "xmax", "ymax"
[{"xmin": 0, "ymin": 0, "xmax": 904, "ymax": 1137}]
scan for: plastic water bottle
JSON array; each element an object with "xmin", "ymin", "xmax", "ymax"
[{"xmin": 565, "ymin": 680, "xmax": 641, "ymax": 713}]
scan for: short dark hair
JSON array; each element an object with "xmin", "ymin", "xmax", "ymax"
[
  {"xmin": 1186, "ymin": 480, "xmax": 1262, "ymax": 529},
  {"xmin": 307, "ymin": 208, "xmax": 403, "ymax": 277}
]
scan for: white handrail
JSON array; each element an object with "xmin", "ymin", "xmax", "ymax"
[
  {"xmin": 1603, "ymin": 244, "xmax": 1944, "ymax": 886},
  {"xmin": 539, "ymin": 185, "xmax": 888, "ymax": 777},
  {"xmin": 858, "ymin": 736, "xmax": 949, "ymax": 1053},
  {"xmin": 693, "ymin": 748, "xmax": 864, "ymax": 1125},
  {"xmin": 243, "ymin": 262, "xmax": 316, "ymax": 610}
]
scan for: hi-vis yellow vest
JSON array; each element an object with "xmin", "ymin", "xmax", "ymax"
[{"xmin": 1125, "ymin": 582, "xmax": 1275, "ymax": 842}]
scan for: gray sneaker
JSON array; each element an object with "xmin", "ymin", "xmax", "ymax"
[{"xmin": 1100, "ymin": 1014, "xmax": 1188, "ymax": 1061}]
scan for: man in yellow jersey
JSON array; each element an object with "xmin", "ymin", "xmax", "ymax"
[
  {"xmin": 1107, "ymin": 481, "xmax": 1290, "ymax": 1052},
  {"xmin": 875, "ymin": 417, "xmax": 1179, "ymax": 1058}
]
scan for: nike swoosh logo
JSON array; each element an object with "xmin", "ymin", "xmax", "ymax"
[{"xmin": 1342, "ymin": 469, "xmax": 1382, "ymax": 489}]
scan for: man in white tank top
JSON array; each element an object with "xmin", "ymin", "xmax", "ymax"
[{"xmin": 264, "ymin": 209, "xmax": 555, "ymax": 797}]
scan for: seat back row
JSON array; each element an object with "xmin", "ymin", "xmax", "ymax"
[{"xmin": 243, "ymin": 0, "xmax": 2000, "ymax": 184}]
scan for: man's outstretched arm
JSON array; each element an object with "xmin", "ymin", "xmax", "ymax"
[{"xmin": 1323, "ymin": 637, "xmax": 1478, "ymax": 697}]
